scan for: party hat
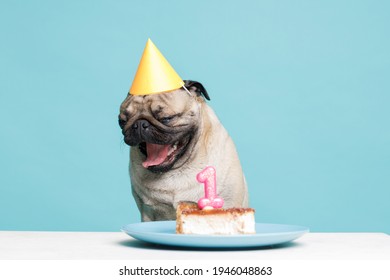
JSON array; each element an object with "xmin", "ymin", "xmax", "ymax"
[{"xmin": 129, "ymin": 39, "xmax": 184, "ymax": 95}]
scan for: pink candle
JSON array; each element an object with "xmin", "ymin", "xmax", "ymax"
[{"xmin": 197, "ymin": 166, "xmax": 224, "ymax": 209}]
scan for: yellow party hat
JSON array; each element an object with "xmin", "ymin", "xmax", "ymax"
[{"xmin": 129, "ymin": 39, "xmax": 184, "ymax": 95}]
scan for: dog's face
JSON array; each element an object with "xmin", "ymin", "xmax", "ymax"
[{"xmin": 119, "ymin": 80, "xmax": 210, "ymax": 173}]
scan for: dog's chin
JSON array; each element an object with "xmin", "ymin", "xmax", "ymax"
[{"xmin": 138, "ymin": 134, "xmax": 192, "ymax": 173}]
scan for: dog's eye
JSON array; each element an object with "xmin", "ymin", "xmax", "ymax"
[
  {"xmin": 118, "ymin": 118, "xmax": 126, "ymax": 129},
  {"xmin": 160, "ymin": 116, "xmax": 174, "ymax": 125}
]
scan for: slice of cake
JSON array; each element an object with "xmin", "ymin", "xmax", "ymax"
[{"xmin": 176, "ymin": 201, "xmax": 256, "ymax": 235}]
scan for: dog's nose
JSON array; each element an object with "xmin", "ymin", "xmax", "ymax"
[{"xmin": 132, "ymin": 119, "xmax": 150, "ymax": 130}]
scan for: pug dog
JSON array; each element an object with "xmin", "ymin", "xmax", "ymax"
[{"xmin": 118, "ymin": 80, "xmax": 248, "ymax": 221}]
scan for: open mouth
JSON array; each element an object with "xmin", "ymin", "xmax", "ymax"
[{"xmin": 138, "ymin": 136, "xmax": 191, "ymax": 171}]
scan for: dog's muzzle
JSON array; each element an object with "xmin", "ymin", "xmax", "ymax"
[{"xmin": 123, "ymin": 119, "xmax": 152, "ymax": 146}]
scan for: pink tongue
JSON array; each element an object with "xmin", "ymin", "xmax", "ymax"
[{"xmin": 142, "ymin": 143, "xmax": 170, "ymax": 168}]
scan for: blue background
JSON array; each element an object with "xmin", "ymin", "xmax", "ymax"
[{"xmin": 1, "ymin": 0, "xmax": 389, "ymax": 233}]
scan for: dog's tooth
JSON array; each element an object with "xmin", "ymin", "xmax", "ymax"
[{"xmin": 167, "ymin": 143, "xmax": 178, "ymax": 156}]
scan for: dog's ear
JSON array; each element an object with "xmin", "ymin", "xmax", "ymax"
[{"xmin": 183, "ymin": 80, "xmax": 210, "ymax": 101}]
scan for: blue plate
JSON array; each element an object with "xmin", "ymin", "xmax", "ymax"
[{"xmin": 121, "ymin": 221, "xmax": 309, "ymax": 248}]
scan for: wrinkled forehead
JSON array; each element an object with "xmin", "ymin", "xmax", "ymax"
[{"xmin": 131, "ymin": 88, "xmax": 194, "ymax": 113}]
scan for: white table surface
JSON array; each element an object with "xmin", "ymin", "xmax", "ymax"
[{"xmin": 0, "ymin": 231, "xmax": 389, "ymax": 260}]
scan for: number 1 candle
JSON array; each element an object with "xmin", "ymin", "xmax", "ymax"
[{"xmin": 197, "ymin": 166, "xmax": 224, "ymax": 210}]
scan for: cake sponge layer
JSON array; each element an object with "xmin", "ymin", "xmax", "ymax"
[{"xmin": 176, "ymin": 201, "xmax": 256, "ymax": 235}]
